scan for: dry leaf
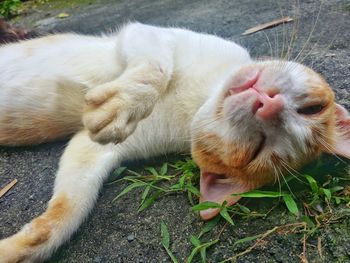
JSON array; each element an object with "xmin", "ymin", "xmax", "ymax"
[
  {"xmin": 57, "ymin": 13, "xmax": 70, "ymax": 19},
  {"xmin": 242, "ymin": 16, "xmax": 293, "ymax": 35},
  {"xmin": 0, "ymin": 179, "xmax": 18, "ymax": 199}
]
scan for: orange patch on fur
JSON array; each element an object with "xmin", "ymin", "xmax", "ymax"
[{"xmin": 19, "ymin": 194, "xmax": 71, "ymax": 248}]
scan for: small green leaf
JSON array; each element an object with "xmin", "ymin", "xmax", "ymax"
[
  {"xmin": 320, "ymin": 188, "xmax": 332, "ymax": 200},
  {"xmin": 113, "ymin": 167, "xmax": 127, "ymax": 177},
  {"xmin": 237, "ymin": 204, "xmax": 251, "ymax": 213},
  {"xmin": 191, "ymin": 201, "xmax": 221, "ymax": 211},
  {"xmin": 190, "ymin": 235, "xmax": 201, "ymax": 246},
  {"xmin": 145, "ymin": 167, "xmax": 158, "ymax": 176},
  {"xmin": 233, "ymin": 190, "xmax": 285, "ymax": 198},
  {"xmin": 283, "ymin": 195, "xmax": 299, "ymax": 216},
  {"xmin": 305, "ymin": 175, "xmax": 319, "ymax": 193},
  {"xmin": 199, "ymin": 216, "xmax": 221, "ymax": 238},
  {"xmin": 170, "ymin": 183, "xmax": 181, "ymax": 190},
  {"xmin": 138, "ymin": 190, "xmax": 161, "ymax": 212},
  {"xmin": 334, "ymin": 196, "xmax": 341, "ymax": 205},
  {"xmin": 161, "ymin": 221, "xmax": 170, "ymax": 248},
  {"xmin": 186, "ymin": 239, "xmax": 218, "ymax": 263},
  {"xmin": 233, "ymin": 234, "xmax": 260, "ymax": 247},
  {"xmin": 200, "ymin": 247, "xmax": 207, "ymax": 263},
  {"xmin": 185, "ymin": 185, "xmax": 201, "ymax": 197},
  {"xmin": 140, "ymin": 185, "xmax": 151, "ymax": 204},
  {"xmin": 160, "ymin": 163, "xmax": 168, "ymax": 175},
  {"xmin": 113, "ymin": 182, "xmax": 146, "ymax": 201},
  {"xmin": 161, "ymin": 221, "xmax": 179, "ymax": 263},
  {"xmin": 219, "ymin": 207, "xmax": 234, "ymax": 226},
  {"xmin": 179, "ymin": 175, "xmax": 186, "ymax": 187}
]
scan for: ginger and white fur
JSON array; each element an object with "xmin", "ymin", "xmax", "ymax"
[{"xmin": 0, "ymin": 23, "xmax": 349, "ymax": 262}]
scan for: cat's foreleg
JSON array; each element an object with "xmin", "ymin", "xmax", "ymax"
[
  {"xmin": 83, "ymin": 23, "xmax": 174, "ymax": 144},
  {"xmin": 0, "ymin": 131, "xmax": 120, "ymax": 263}
]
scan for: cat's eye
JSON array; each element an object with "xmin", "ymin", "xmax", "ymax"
[{"xmin": 297, "ymin": 104, "xmax": 324, "ymax": 115}]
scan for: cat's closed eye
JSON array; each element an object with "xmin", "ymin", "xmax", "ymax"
[{"xmin": 297, "ymin": 104, "xmax": 325, "ymax": 115}]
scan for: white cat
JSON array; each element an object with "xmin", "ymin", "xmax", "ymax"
[{"xmin": 0, "ymin": 23, "xmax": 349, "ymax": 263}]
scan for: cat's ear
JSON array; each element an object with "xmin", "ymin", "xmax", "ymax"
[
  {"xmin": 330, "ymin": 104, "xmax": 350, "ymax": 159},
  {"xmin": 199, "ymin": 171, "xmax": 252, "ymax": 220}
]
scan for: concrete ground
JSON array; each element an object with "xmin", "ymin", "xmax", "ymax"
[{"xmin": 0, "ymin": 0, "xmax": 349, "ymax": 262}]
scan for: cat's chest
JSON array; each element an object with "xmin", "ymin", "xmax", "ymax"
[{"xmin": 166, "ymin": 29, "xmax": 252, "ymax": 115}]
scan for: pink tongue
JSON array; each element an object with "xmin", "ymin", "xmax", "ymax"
[{"xmin": 199, "ymin": 172, "xmax": 251, "ymax": 220}]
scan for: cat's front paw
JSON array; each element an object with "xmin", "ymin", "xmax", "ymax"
[{"xmin": 83, "ymin": 81, "xmax": 157, "ymax": 144}]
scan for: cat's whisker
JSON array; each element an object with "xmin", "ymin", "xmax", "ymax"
[
  {"xmin": 314, "ymin": 132, "xmax": 348, "ymax": 165},
  {"xmin": 284, "ymin": 0, "xmax": 300, "ymax": 61},
  {"xmin": 293, "ymin": 1, "xmax": 323, "ymax": 64},
  {"xmin": 280, "ymin": 160, "xmax": 306, "ymax": 184},
  {"xmin": 246, "ymin": 14, "xmax": 274, "ymax": 58}
]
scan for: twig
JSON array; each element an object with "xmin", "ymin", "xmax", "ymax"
[
  {"xmin": 299, "ymin": 223, "xmax": 309, "ymax": 263},
  {"xmin": 221, "ymin": 222, "xmax": 306, "ymax": 262},
  {"xmin": 317, "ymin": 237, "xmax": 324, "ymax": 261},
  {"xmin": 0, "ymin": 179, "xmax": 18, "ymax": 199},
  {"xmin": 242, "ymin": 17, "xmax": 294, "ymax": 35}
]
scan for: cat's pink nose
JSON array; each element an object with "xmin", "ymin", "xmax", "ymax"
[{"xmin": 253, "ymin": 92, "xmax": 284, "ymax": 119}]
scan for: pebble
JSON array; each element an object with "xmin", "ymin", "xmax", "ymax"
[
  {"xmin": 93, "ymin": 256, "xmax": 102, "ymax": 263},
  {"xmin": 127, "ymin": 234, "xmax": 135, "ymax": 242}
]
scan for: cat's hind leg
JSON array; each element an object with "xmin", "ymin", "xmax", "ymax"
[{"xmin": 0, "ymin": 131, "xmax": 120, "ymax": 262}]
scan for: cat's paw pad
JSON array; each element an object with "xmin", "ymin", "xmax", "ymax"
[{"xmin": 83, "ymin": 82, "xmax": 157, "ymax": 144}]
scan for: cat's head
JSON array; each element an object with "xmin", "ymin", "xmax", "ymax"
[{"xmin": 191, "ymin": 61, "xmax": 350, "ymax": 220}]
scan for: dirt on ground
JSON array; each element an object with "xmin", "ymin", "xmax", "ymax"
[{"xmin": 0, "ymin": 0, "xmax": 349, "ymax": 262}]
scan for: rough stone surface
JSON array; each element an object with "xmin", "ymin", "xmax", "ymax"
[{"xmin": 0, "ymin": 0, "xmax": 349, "ymax": 262}]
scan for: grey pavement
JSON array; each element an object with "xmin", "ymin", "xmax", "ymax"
[{"xmin": 0, "ymin": 0, "xmax": 349, "ymax": 262}]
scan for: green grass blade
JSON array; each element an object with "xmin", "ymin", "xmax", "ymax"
[
  {"xmin": 192, "ymin": 201, "xmax": 221, "ymax": 211},
  {"xmin": 161, "ymin": 221, "xmax": 179, "ymax": 263},
  {"xmin": 145, "ymin": 167, "xmax": 158, "ymax": 176},
  {"xmin": 199, "ymin": 216, "xmax": 221, "ymax": 238},
  {"xmin": 232, "ymin": 190, "xmax": 285, "ymax": 198},
  {"xmin": 163, "ymin": 245, "xmax": 179, "ymax": 263},
  {"xmin": 200, "ymin": 247, "xmax": 207, "ymax": 263},
  {"xmin": 283, "ymin": 194, "xmax": 299, "ymax": 216},
  {"xmin": 140, "ymin": 185, "xmax": 151, "ymax": 205},
  {"xmin": 236, "ymin": 203, "xmax": 251, "ymax": 213},
  {"xmin": 320, "ymin": 188, "xmax": 331, "ymax": 200},
  {"xmin": 305, "ymin": 175, "xmax": 319, "ymax": 193},
  {"xmin": 190, "ymin": 235, "xmax": 201, "ymax": 246},
  {"xmin": 113, "ymin": 166, "xmax": 127, "ymax": 177},
  {"xmin": 185, "ymin": 185, "xmax": 201, "ymax": 197},
  {"xmin": 160, "ymin": 163, "xmax": 168, "ymax": 175},
  {"xmin": 186, "ymin": 239, "xmax": 218, "ymax": 263},
  {"xmin": 113, "ymin": 182, "xmax": 146, "ymax": 201},
  {"xmin": 219, "ymin": 207, "xmax": 234, "ymax": 225},
  {"xmin": 161, "ymin": 221, "xmax": 170, "ymax": 248},
  {"xmin": 138, "ymin": 190, "xmax": 162, "ymax": 212},
  {"xmin": 233, "ymin": 234, "xmax": 261, "ymax": 247}
]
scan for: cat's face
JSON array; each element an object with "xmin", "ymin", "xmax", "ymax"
[{"xmin": 191, "ymin": 61, "xmax": 350, "ymax": 219}]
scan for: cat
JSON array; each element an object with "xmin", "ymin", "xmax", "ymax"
[
  {"xmin": 0, "ymin": 19, "xmax": 35, "ymax": 44},
  {"xmin": 0, "ymin": 22, "xmax": 349, "ymax": 263}
]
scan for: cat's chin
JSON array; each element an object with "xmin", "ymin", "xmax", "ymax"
[{"xmin": 199, "ymin": 172, "xmax": 252, "ymax": 220}]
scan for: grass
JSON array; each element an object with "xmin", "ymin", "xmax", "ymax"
[
  {"xmin": 0, "ymin": 0, "xmax": 22, "ymax": 19},
  {"xmin": 112, "ymin": 156, "xmax": 350, "ymax": 262}
]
